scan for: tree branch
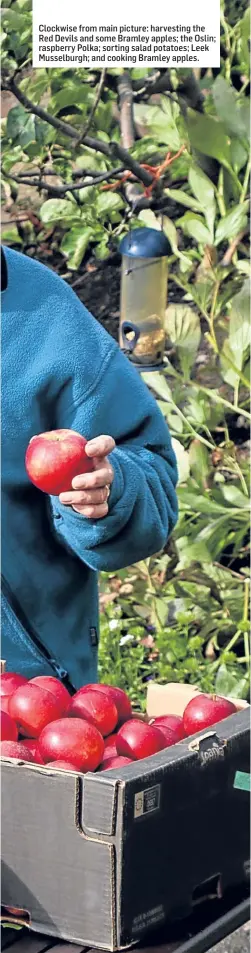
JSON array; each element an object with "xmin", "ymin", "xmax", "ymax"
[
  {"xmin": 133, "ymin": 69, "xmax": 172, "ymax": 101},
  {"xmin": 76, "ymin": 68, "xmax": 106, "ymax": 144},
  {"xmin": 117, "ymin": 71, "xmax": 143, "ymax": 207},
  {"xmin": 110, "ymin": 141, "xmax": 153, "ymax": 188},
  {"xmin": 1, "ymin": 75, "xmax": 111, "ymax": 157},
  {"xmin": 5, "ymin": 167, "xmax": 131, "ymax": 196},
  {"xmin": 2, "ymin": 75, "xmax": 154, "ymax": 191}
]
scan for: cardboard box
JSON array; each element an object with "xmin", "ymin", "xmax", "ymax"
[
  {"xmin": 1, "ymin": 687, "xmax": 250, "ymax": 951},
  {"xmin": 146, "ymin": 682, "xmax": 249, "ymax": 718}
]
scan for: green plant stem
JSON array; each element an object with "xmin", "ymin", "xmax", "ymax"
[
  {"xmin": 170, "ymin": 273, "xmax": 215, "ymax": 327},
  {"xmin": 192, "ymin": 383, "xmax": 251, "ymax": 422},
  {"xmin": 221, "ymin": 352, "xmax": 250, "ymax": 390},
  {"xmin": 242, "ymin": 580, "xmax": 250, "ymax": 671},
  {"xmin": 240, "ymin": 158, "xmax": 251, "ymax": 204},
  {"xmin": 168, "ymin": 399, "xmax": 216, "ymax": 450},
  {"xmin": 234, "ymin": 380, "xmax": 239, "ymax": 410},
  {"xmin": 216, "ymin": 168, "xmax": 226, "ymax": 217},
  {"xmin": 164, "ymin": 362, "xmax": 251, "ymax": 422},
  {"xmin": 227, "ymin": 165, "xmax": 243, "ymax": 196},
  {"xmin": 215, "ymin": 579, "xmax": 250, "ymax": 671},
  {"xmin": 243, "ymin": 578, "xmax": 250, "ymax": 624},
  {"xmin": 209, "ymin": 279, "xmax": 221, "ymax": 353}
]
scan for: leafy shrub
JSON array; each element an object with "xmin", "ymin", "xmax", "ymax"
[{"xmin": 1, "ymin": 0, "xmax": 250, "ymax": 706}]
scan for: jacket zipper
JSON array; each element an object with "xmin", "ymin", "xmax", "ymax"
[{"xmin": 1, "ymin": 575, "xmax": 74, "ymax": 692}]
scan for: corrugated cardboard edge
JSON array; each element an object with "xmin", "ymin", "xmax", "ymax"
[
  {"xmin": 146, "ymin": 682, "xmax": 249, "ymax": 717},
  {"xmin": 1, "ymin": 762, "xmax": 119, "ymax": 950}
]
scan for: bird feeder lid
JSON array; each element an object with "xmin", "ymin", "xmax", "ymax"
[{"xmin": 120, "ymin": 227, "xmax": 171, "ymax": 259}]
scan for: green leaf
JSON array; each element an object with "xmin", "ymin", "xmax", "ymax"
[
  {"xmin": 162, "ymin": 215, "xmax": 178, "ymax": 250},
  {"xmin": 162, "ymin": 216, "xmax": 191, "ymax": 269},
  {"xmin": 60, "ymin": 226, "xmax": 93, "ymax": 269},
  {"xmin": 228, "ymin": 280, "xmax": 250, "ymax": 367},
  {"xmin": 142, "ymin": 372, "xmax": 172, "ymax": 402},
  {"xmin": 2, "ymin": 9, "xmax": 30, "ymax": 30},
  {"xmin": 138, "ymin": 210, "xmax": 161, "ymax": 230},
  {"xmin": 177, "ymin": 537, "xmax": 211, "ymax": 568},
  {"xmin": 78, "ymin": 184, "xmax": 97, "ymax": 205},
  {"xmin": 235, "ymin": 261, "xmax": 250, "ymax": 278},
  {"xmin": 178, "ymin": 489, "xmax": 227, "ymax": 515},
  {"xmin": 178, "ymin": 212, "xmax": 212, "ymax": 247},
  {"xmin": 230, "ymin": 139, "xmax": 249, "ymax": 173},
  {"xmin": 222, "ymin": 279, "xmax": 250, "ymax": 385},
  {"xmin": 237, "ymin": 7, "xmax": 250, "ymax": 75},
  {"xmin": 171, "ymin": 438, "xmax": 190, "ymax": 484},
  {"xmin": 40, "ymin": 199, "xmax": 80, "ymax": 225},
  {"xmin": 76, "ymin": 152, "xmax": 108, "ymax": 172},
  {"xmin": 6, "ymin": 106, "xmax": 35, "ymax": 147},
  {"xmin": 165, "ymin": 303, "xmax": 201, "ymax": 380},
  {"xmin": 34, "ymin": 117, "xmax": 53, "ymax": 146},
  {"xmin": 186, "ymin": 109, "xmax": 232, "ymax": 167},
  {"xmin": 165, "ymin": 411, "xmax": 183, "ymax": 434},
  {"xmin": 96, "ymin": 192, "xmax": 124, "ymax": 216},
  {"xmin": 189, "ymin": 440, "xmax": 210, "ymax": 488},
  {"xmin": 220, "ymin": 340, "xmax": 241, "ymax": 388},
  {"xmin": 212, "ymin": 76, "xmax": 248, "ymax": 139},
  {"xmin": 49, "ymin": 85, "xmax": 88, "ymax": 114},
  {"xmin": 134, "ymin": 98, "xmax": 181, "ymax": 150},
  {"xmin": 220, "ymin": 485, "xmax": 249, "ymax": 508},
  {"xmin": 1, "ymin": 145, "xmax": 24, "ymax": 172},
  {"xmin": 20, "ymin": 69, "xmax": 49, "ymax": 105},
  {"xmin": 131, "ymin": 138, "xmax": 158, "ymax": 160},
  {"xmin": 215, "ymin": 663, "xmax": 248, "ymax": 699},
  {"xmin": 95, "ymin": 237, "xmax": 110, "ymax": 260},
  {"xmin": 188, "ymin": 165, "xmax": 216, "ymax": 241},
  {"xmin": 1, "ymin": 226, "xmax": 22, "ymax": 244},
  {"xmin": 164, "ymin": 187, "xmax": 201, "ymax": 213},
  {"xmin": 215, "ymin": 201, "xmax": 249, "ymax": 245}
]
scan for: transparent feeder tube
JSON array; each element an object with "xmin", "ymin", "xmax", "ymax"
[{"xmin": 120, "ymin": 255, "xmax": 168, "ymax": 366}]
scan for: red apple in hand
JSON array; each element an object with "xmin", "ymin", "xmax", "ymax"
[
  {"xmin": 9, "ymin": 683, "xmax": 67, "ymax": 738},
  {"xmin": 76, "ymin": 684, "xmax": 132, "ymax": 726},
  {"xmin": 101, "ymin": 756, "xmax": 132, "ymax": 771},
  {"xmin": 183, "ymin": 694, "xmax": 237, "ymax": 737},
  {"xmin": 1, "ymin": 709, "xmax": 18, "ymax": 742},
  {"xmin": 0, "ymin": 697, "xmax": 11, "ymax": 714},
  {"xmin": 68, "ymin": 689, "xmax": 118, "ymax": 737},
  {"xmin": 151, "ymin": 715, "xmax": 184, "ymax": 746},
  {"xmin": 30, "ymin": 676, "xmax": 71, "ymax": 714},
  {"xmin": 0, "ymin": 672, "xmax": 28, "ymax": 697},
  {"xmin": 25, "ymin": 429, "xmax": 93, "ymax": 496},
  {"xmin": 39, "ymin": 718, "xmax": 104, "ymax": 772},
  {"xmin": 0, "ymin": 741, "xmax": 34, "ymax": 762},
  {"xmin": 116, "ymin": 719, "xmax": 166, "ymax": 761}
]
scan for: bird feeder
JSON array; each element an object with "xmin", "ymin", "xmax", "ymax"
[{"xmin": 119, "ymin": 227, "xmax": 171, "ymax": 370}]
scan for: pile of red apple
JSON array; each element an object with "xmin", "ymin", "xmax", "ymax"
[{"xmin": 0, "ymin": 673, "xmax": 237, "ymax": 774}]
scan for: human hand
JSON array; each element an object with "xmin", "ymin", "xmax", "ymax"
[{"xmin": 59, "ymin": 434, "xmax": 115, "ymax": 518}]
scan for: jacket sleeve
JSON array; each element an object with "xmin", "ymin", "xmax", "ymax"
[{"xmin": 50, "ymin": 345, "xmax": 178, "ymax": 572}]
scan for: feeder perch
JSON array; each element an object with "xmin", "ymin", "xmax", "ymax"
[{"xmin": 119, "ymin": 227, "xmax": 171, "ymax": 370}]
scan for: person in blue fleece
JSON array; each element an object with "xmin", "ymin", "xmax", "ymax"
[{"xmin": 1, "ymin": 246, "xmax": 178, "ymax": 690}]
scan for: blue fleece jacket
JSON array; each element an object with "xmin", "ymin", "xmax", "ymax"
[{"xmin": 1, "ymin": 247, "xmax": 178, "ymax": 689}]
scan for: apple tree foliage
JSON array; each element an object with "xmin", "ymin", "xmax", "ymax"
[{"xmin": 1, "ymin": 0, "xmax": 250, "ymax": 703}]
